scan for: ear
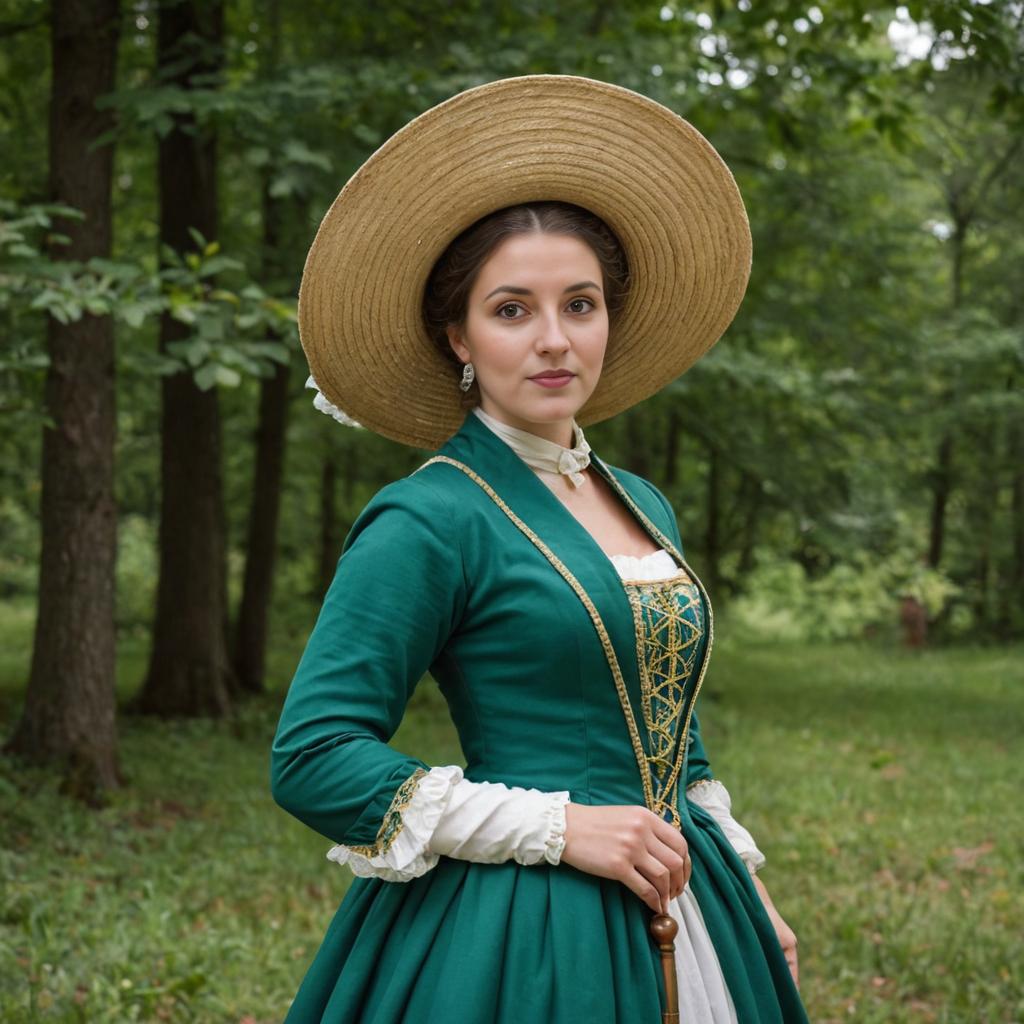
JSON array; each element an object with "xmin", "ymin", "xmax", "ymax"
[{"xmin": 446, "ymin": 323, "xmax": 469, "ymax": 364}]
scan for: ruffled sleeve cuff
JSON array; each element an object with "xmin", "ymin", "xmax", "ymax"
[
  {"xmin": 326, "ymin": 765, "xmax": 464, "ymax": 883},
  {"xmin": 686, "ymin": 777, "xmax": 766, "ymax": 876},
  {"xmin": 427, "ymin": 778, "xmax": 571, "ymax": 867}
]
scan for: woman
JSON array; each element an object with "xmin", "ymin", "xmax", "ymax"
[{"xmin": 272, "ymin": 75, "xmax": 809, "ymax": 1023}]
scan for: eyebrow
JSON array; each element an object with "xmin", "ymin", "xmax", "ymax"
[{"xmin": 483, "ymin": 280, "xmax": 603, "ymax": 301}]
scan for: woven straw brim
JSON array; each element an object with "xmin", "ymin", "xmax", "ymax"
[{"xmin": 299, "ymin": 74, "xmax": 752, "ymax": 450}]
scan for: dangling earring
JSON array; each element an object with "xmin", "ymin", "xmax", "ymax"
[{"xmin": 459, "ymin": 361, "xmax": 475, "ymax": 392}]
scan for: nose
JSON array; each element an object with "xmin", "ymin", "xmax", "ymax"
[{"xmin": 535, "ymin": 310, "xmax": 572, "ymax": 355}]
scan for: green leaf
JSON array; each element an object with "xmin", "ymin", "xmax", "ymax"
[{"xmin": 194, "ymin": 362, "xmax": 240, "ymax": 390}]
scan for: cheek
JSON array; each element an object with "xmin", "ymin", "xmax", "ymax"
[
  {"xmin": 583, "ymin": 322, "xmax": 609, "ymax": 367},
  {"xmin": 475, "ymin": 327, "xmax": 526, "ymax": 375}
]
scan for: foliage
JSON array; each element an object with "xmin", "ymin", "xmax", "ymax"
[
  {"xmin": 0, "ymin": 629, "xmax": 1020, "ymax": 1022},
  {"xmin": 2, "ymin": 1, "xmax": 1021, "ymax": 641},
  {"xmin": 721, "ymin": 548, "xmax": 961, "ymax": 644}
]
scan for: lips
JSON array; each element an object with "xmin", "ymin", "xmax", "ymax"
[{"xmin": 529, "ymin": 371, "xmax": 575, "ymax": 380}]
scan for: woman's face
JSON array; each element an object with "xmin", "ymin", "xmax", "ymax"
[{"xmin": 446, "ymin": 231, "xmax": 609, "ymax": 447}]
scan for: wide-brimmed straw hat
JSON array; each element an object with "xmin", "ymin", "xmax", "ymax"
[{"xmin": 299, "ymin": 73, "xmax": 752, "ymax": 450}]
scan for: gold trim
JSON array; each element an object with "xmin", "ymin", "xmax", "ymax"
[
  {"xmin": 685, "ymin": 777, "xmax": 720, "ymax": 793},
  {"xmin": 623, "ymin": 576, "xmax": 703, "ymax": 828},
  {"xmin": 588, "ymin": 456, "xmax": 716, "ymax": 811},
  {"xmin": 345, "ymin": 766, "xmax": 429, "ymax": 858},
  {"xmin": 616, "ymin": 569, "xmax": 693, "ymax": 587},
  {"xmin": 412, "ymin": 454, "xmax": 715, "ymax": 827}
]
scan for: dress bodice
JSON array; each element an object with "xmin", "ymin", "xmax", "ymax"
[{"xmin": 607, "ymin": 548, "xmax": 707, "ymax": 826}]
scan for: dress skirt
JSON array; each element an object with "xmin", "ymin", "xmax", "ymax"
[{"xmin": 283, "ymin": 801, "xmax": 806, "ymax": 1023}]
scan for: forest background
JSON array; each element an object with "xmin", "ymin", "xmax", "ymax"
[{"xmin": 1, "ymin": 1, "xmax": 1021, "ymax": 1021}]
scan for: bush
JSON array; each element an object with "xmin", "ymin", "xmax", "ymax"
[{"xmin": 720, "ymin": 549, "xmax": 960, "ymax": 643}]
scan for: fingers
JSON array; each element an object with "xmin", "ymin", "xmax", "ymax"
[
  {"xmin": 651, "ymin": 814, "xmax": 689, "ymax": 861},
  {"xmin": 784, "ymin": 937, "xmax": 799, "ymax": 989},
  {"xmin": 622, "ymin": 864, "xmax": 666, "ymax": 915},
  {"xmin": 645, "ymin": 834, "xmax": 689, "ymax": 901},
  {"xmin": 636, "ymin": 849, "xmax": 682, "ymax": 913}
]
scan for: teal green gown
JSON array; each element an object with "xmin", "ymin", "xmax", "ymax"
[{"xmin": 270, "ymin": 410, "xmax": 810, "ymax": 1023}]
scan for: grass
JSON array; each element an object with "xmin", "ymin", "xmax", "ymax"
[{"xmin": 1, "ymin": 602, "xmax": 1021, "ymax": 1022}]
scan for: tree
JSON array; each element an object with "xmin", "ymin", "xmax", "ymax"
[
  {"xmin": 130, "ymin": 0, "xmax": 234, "ymax": 716},
  {"xmin": 3, "ymin": 0, "xmax": 123, "ymax": 801}
]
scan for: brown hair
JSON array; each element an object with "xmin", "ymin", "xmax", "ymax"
[{"xmin": 421, "ymin": 201, "xmax": 630, "ymax": 409}]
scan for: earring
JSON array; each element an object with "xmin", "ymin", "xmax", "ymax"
[{"xmin": 459, "ymin": 361, "xmax": 475, "ymax": 392}]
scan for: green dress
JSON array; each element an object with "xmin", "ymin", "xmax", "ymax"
[{"xmin": 270, "ymin": 410, "xmax": 810, "ymax": 1023}]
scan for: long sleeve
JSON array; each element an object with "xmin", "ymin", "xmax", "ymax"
[{"xmin": 270, "ymin": 475, "xmax": 468, "ymax": 858}]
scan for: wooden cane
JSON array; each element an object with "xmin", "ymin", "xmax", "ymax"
[{"xmin": 650, "ymin": 911, "xmax": 680, "ymax": 1024}]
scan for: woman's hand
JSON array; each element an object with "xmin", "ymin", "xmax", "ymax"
[
  {"xmin": 561, "ymin": 803, "xmax": 690, "ymax": 915},
  {"xmin": 751, "ymin": 875, "xmax": 799, "ymax": 989}
]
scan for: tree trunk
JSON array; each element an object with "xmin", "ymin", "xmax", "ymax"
[
  {"xmin": 233, "ymin": 355, "xmax": 290, "ymax": 695},
  {"xmin": 131, "ymin": 0, "xmax": 232, "ymax": 717},
  {"xmin": 232, "ymin": 0, "xmax": 293, "ymax": 695},
  {"xmin": 3, "ymin": 0, "xmax": 122, "ymax": 803},
  {"xmin": 998, "ymin": 404, "xmax": 1023, "ymax": 638},
  {"xmin": 927, "ymin": 432, "xmax": 954, "ymax": 569},
  {"xmin": 705, "ymin": 441, "xmax": 721, "ymax": 597},
  {"xmin": 927, "ymin": 214, "xmax": 968, "ymax": 574},
  {"xmin": 737, "ymin": 470, "xmax": 761, "ymax": 580},
  {"xmin": 317, "ymin": 454, "xmax": 339, "ymax": 601},
  {"xmin": 663, "ymin": 406, "xmax": 681, "ymax": 487},
  {"xmin": 624, "ymin": 408, "xmax": 650, "ymax": 479}
]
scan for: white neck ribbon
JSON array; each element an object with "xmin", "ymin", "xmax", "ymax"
[{"xmin": 472, "ymin": 405, "xmax": 592, "ymax": 488}]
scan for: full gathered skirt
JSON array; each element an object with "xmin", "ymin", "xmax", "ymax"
[{"xmin": 284, "ymin": 804, "xmax": 807, "ymax": 1023}]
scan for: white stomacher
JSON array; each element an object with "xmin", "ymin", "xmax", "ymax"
[{"xmin": 607, "ymin": 547, "xmax": 683, "ymax": 580}]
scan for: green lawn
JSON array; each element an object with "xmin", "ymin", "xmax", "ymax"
[{"xmin": 1, "ymin": 611, "xmax": 1021, "ymax": 1022}]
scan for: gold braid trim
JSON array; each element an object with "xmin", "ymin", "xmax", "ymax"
[
  {"xmin": 624, "ymin": 576, "xmax": 703, "ymax": 827},
  {"xmin": 412, "ymin": 454, "xmax": 715, "ymax": 829},
  {"xmin": 344, "ymin": 766, "xmax": 429, "ymax": 858},
  {"xmin": 589, "ymin": 456, "xmax": 716, "ymax": 822},
  {"xmin": 685, "ymin": 777, "xmax": 720, "ymax": 793}
]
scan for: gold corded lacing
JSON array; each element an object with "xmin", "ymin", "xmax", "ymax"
[
  {"xmin": 624, "ymin": 577, "xmax": 703, "ymax": 828},
  {"xmin": 412, "ymin": 454, "xmax": 716, "ymax": 826}
]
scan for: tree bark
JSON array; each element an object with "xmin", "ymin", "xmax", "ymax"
[
  {"xmin": 999, "ymin": 401, "xmax": 1023, "ymax": 637},
  {"xmin": 131, "ymin": 0, "xmax": 233, "ymax": 717},
  {"xmin": 624, "ymin": 408, "xmax": 650, "ymax": 479},
  {"xmin": 927, "ymin": 432, "xmax": 954, "ymax": 569},
  {"xmin": 3, "ymin": 0, "xmax": 122, "ymax": 802},
  {"xmin": 705, "ymin": 440, "xmax": 721, "ymax": 598},
  {"xmin": 663, "ymin": 405, "xmax": 681, "ymax": 487},
  {"xmin": 232, "ymin": 0, "xmax": 294, "ymax": 695},
  {"xmin": 927, "ymin": 207, "xmax": 968, "ymax": 574},
  {"xmin": 233, "ymin": 354, "xmax": 290, "ymax": 695},
  {"xmin": 736, "ymin": 470, "xmax": 761, "ymax": 580},
  {"xmin": 317, "ymin": 454, "xmax": 339, "ymax": 601}
]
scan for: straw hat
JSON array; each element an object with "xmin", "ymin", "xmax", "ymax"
[{"xmin": 299, "ymin": 74, "xmax": 752, "ymax": 450}]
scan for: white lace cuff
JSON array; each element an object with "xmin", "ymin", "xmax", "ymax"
[
  {"xmin": 686, "ymin": 778, "xmax": 766, "ymax": 875},
  {"xmin": 326, "ymin": 765, "xmax": 464, "ymax": 882},
  {"xmin": 428, "ymin": 778, "xmax": 571, "ymax": 867}
]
